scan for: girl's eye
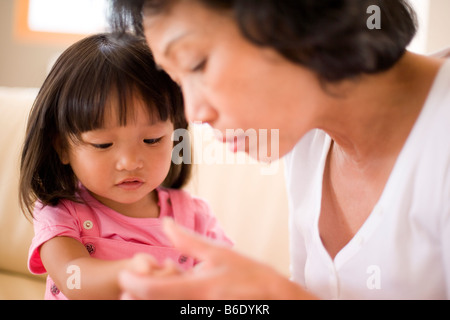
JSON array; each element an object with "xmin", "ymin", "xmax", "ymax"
[
  {"xmin": 92, "ymin": 143, "xmax": 113, "ymax": 149},
  {"xmin": 144, "ymin": 137, "xmax": 162, "ymax": 145}
]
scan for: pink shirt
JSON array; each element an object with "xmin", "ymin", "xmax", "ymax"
[{"xmin": 28, "ymin": 186, "xmax": 232, "ymax": 299}]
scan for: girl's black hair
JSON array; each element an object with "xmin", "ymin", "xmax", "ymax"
[
  {"xmin": 20, "ymin": 32, "xmax": 190, "ymax": 217},
  {"xmin": 109, "ymin": 0, "xmax": 417, "ymax": 82}
]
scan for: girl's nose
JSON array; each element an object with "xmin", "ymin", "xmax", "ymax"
[{"xmin": 115, "ymin": 147, "xmax": 144, "ymax": 171}]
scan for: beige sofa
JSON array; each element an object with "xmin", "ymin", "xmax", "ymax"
[
  {"xmin": 0, "ymin": 87, "xmax": 46, "ymax": 299},
  {"xmin": 0, "ymin": 86, "xmax": 289, "ymax": 300}
]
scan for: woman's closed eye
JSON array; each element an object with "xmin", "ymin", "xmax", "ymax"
[{"xmin": 191, "ymin": 58, "xmax": 207, "ymax": 72}]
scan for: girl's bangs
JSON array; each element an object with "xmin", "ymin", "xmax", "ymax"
[{"xmin": 55, "ymin": 39, "xmax": 170, "ymax": 140}]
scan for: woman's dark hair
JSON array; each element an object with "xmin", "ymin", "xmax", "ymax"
[
  {"xmin": 110, "ymin": 0, "xmax": 417, "ymax": 82},
  {"xmin": 20, "ymin": 32, "xmax": 190, "ymax": 217}
]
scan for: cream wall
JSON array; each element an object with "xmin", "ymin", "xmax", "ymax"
[
  {"xmin": 408, "ymin": 0, "xmax": 450, "ymax": 54},
  {"xmin": 427, "ymin": 0, "xmax": 450, "ymax": 53}
]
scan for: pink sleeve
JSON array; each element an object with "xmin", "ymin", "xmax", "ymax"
[
  {"xmin": 28, "ymin": 201, "xmax": 82, "ymax": 274},
  {"xmin": 191, "ymin": 197, "xmax": 234, "ymax": 247}
]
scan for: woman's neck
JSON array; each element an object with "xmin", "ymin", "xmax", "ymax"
[{"xmin": 316, "ymin": 52, "xmax": 443, "ymax": 169}]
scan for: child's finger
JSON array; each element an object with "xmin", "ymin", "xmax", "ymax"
[{"xmin": 129, "ymin": 253, "xmax": 160, "ymax": 275}]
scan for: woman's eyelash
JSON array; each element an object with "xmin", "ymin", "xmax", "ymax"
[{"xmin": 191, "ymin": 59, "xmax": 207, "ymax": 72}]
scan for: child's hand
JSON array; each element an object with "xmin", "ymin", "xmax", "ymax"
[
  {"xmin": 128, "ymin": 253, "xmax": 182, "ymax": 276},
  {"xmin": 119, "ymin": 219, "xmax": 316, "ymax": 300},
  {"xmin": 120, "ymin": 253, "xmax": 183, "ymax": 299},
  {"xmin": 126, "ymin": 253, "xmax": 159, "ymax": 275}
]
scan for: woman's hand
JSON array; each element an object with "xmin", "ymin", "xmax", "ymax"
[{"xmin": 118, "ymin": 219, "xmax": 316, "ymax": 300}]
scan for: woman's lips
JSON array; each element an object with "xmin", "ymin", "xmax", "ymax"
[
  {"xmin": 226, "ymin": 136, "xmax": 246, "ymax": 153},
  {"xmin": 214, "ymin": 132, "xmax": 246, "ymax": 153}
]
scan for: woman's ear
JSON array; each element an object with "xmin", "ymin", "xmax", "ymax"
[{"xmin": 53, "ymin": 136, "xmax": 70, "ymax": 165}]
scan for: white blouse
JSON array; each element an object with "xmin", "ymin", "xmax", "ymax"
[{"xmin": 284, "ymin": 60, "xmax": 450, "ymax": 299}]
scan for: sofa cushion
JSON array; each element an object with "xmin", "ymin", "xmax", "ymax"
[
  {"xmin": 0, "ymin": 87, "xmax": 45, "ymax": 280},
  {"xmin": 0, "ymin": 272, "xmax": 45, "ymax": 300}
]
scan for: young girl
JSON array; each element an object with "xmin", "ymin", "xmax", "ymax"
[{"xmin": 19, "ymin": 32, "xmax": 231, "ymax": 300}]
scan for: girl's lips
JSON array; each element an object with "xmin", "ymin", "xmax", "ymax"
[{"xmin": 116, "ymin": 178, "xmax": 144, "ymax": 190}]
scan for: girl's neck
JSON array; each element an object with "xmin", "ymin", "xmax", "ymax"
[{"xmin": 91, "ymin": 189, "xmax": 160, "ymax": 219}]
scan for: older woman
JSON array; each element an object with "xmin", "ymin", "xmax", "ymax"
[{"xmin": 111, "ymin": 0, "xmax": 450, "ymax": 299}]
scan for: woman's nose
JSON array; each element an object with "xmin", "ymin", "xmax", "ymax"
[
  {"xmin": 182, "ymin": 82, "xmax": 218, "ymax": 124},
  {"xmin": 115, "ymin": 147, "xmax": 144, "ymax": 171}
]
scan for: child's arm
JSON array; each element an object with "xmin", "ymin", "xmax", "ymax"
[{"xmin": 40, "ymin": 236, "xmax": 134, "ymax": 299}]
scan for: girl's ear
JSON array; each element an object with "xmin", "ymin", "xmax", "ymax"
[{"xmin": 53, "ymin": 136, "xmax": 70, "ymax": 165}]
